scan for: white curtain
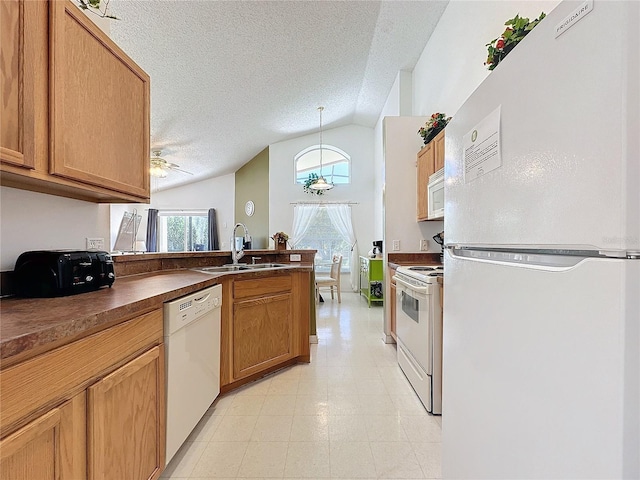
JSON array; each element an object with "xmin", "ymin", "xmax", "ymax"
[
  {"xmin": 325, "ymin": 204, "xmax": 358, "ymax": 291},
  {"xmin": 291, "ymin": 204, "xmax": 320, "ymax": 248}
]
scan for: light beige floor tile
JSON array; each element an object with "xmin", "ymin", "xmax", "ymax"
[
  {"xmin": 355, "ymin": 377, "xmax": 388, "ymax": 395},
  {"xmin": 365, "ymin": 415, "xmax": 408, "ymax": 441},
  {"xmin": 237, "ymin": 441, "xmax": 288, "ymax": 478},
  {"xmin": 369, "ymin": 441, "xmax": 424, "ymax": 479},
  {"xmin": 297, "ymin": 378, "xmax": 329, "ymax": 396},
  {"xmin": 187, "ymin": 414, "xmax": 223, "ymax": 442},
  {"xmin": 251, "ymin": 415, "xmax": 292, "ymax": 442},
  {"xmin": 328, "ymin": 380, "xmax": 359, "ymax": 396},
  {"xmin": 284, "ymin": 441, "xmax": 330, "ymax": 478},
  {"xmin": 357, "ymin": 394, "xmax": 397, "ymax": 415},
  {"xmin": 294, "ymin": 395, "xmax": 329, "ymax": 416},
  {"xmin": 205, "ymin": 393, "xmax": 236, "ymax": 416},
  {"xmin": 190, "ymin": 441, "xmax": 248, "ymax": 478},
  {"xmin": 327, "ymin": 394, "xmax": 361, "ymax": 416},
  {"xmin": 329, "ymin": 441, "xmax": 376, "ymax": 478},
  {"xmin": 161, "ymin": 441, "xmax": 207, "ymax": 478},
  {"xmin": 411, "ymin": 442, "xmax": 442, "ymax": 479},
  {"xmin": 260, "ymin": 394, "xmax": 297, "ymax": 415},
  {"xmin": 350, "ymin": 366, "xmax": 383, "ymax": 379},
  {"xmin": 389, "ymin": 395, "xmax": 428, "ymax": 416},
  {"xmin": 290, "ymin": 414, "xmax": 329, "ymax": 441},
  {"xmin": 227, "ymin": 395, "xmax": 266, "ymax": 416},
  {"xmin": 399, "ymin": 415, "xmax": 441, "ymax": 443},
  {"xmin": 328, "ymin": 415, "xmax": 368, "ymax": 442},
  {"xmin": 234, "ymin": 377, "xmax": 273, "ymax": 396},
  {"xmin": 211, "ymin": 416, "xmax": 257, "ymax": 442},
  {"xmin": 267, "ymin": 377, "xmax": 300, "ymax": 395}
]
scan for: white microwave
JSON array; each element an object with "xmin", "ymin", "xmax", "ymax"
[{"xmin": 427, "ymin": 168, "xmax": 444, "ymax": 220}]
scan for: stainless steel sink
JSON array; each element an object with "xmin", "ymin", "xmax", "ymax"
[
  {"xmin": 193, "ymin": 263, "xmax": 290, "ymax": 274},
  {"xmin": 244, "ymin": 263, "xmax": 289, "ymax": 269},
  {"xmin": 194, "ymin": 265, "xmax": 250, "ymax": 273}
]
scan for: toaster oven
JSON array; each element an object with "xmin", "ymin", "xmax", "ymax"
[{"xmin": 14, "ymin": 250, "xmax": 115, "ymax": 297}]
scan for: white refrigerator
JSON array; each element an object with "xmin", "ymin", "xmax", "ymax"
[{"xmin": 442, "ymin": 1, "xmax": 639, "ymax": 479}]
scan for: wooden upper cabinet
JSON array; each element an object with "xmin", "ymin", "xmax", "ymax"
[
  {"xmin": 417, "ymin": 142, "xmax": 434, "ymax": 221},
  {"xmin": 0, "ymin": 0, "xmax": 35, "ymax": 169},
  {"xmin": 434, "ymin": 130, "xmax": 445, "ymax": 172},
  {"xmin": 49, "ymin": 0, "xmax": 150, "ymax": 199}
]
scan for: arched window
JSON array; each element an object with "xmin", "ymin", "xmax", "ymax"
[{"xmin": 295, "ymin": 145, "xmax": 350, "ymax": 185}]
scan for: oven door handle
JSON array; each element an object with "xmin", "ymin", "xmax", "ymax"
[{"xmin": 392, "ymin": 275, "xmax": 430, "ymax": 295}]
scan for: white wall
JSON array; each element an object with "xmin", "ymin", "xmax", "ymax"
[
  {"xmin": 0, "ymin": 187, "xmax": 110, "ymax": 270},
  {"xmin": 269, "ymin": 124, "xmax": 376, "ymax": 284},
  {"xmin": 111, "ymin": 173, "xmax": 236, "ymax": 251},
  {"xmin": 413, "ymin": 0, "xmax": 561, "ymax": 117},
  {"xmin": 373, "ymin": 70, "xmax": 413, "ymax": 241}
]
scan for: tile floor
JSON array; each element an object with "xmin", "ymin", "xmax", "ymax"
[{"xmin": 161, "ymin": 291, "xmax": 442, "ymax": 479}]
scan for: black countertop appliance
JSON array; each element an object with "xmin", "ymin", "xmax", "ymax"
[{"xmin": 14, "ymin": 250, "xmax": 115, "ymax": 298}]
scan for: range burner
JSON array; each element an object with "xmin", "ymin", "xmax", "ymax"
[{"xmin": 408, "ymin": 266, "xmax": 440, "ymax": 272}]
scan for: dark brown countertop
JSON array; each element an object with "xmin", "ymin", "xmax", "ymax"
[
  {"xmin": 0, "ymin": 264, "xmax": 312, "ymax": 366},
  {"xmin": 387, "ymin": 252, "xmax": 442, "ymax": 270}
]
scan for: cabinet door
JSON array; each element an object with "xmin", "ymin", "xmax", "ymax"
[
  {"xmin": 434, "ymin": 130, "xmax": 445, "ymax": 172},
  {"xmin": 88, "ymin": 345, "xmax": 165, "ymax": 480},
  {"xmin": 0, "ymin": 0, "xmax": 35, "ymax": 169},
  {"xmin": 233, "ymin": 293, "xmax": 293, "ymax": 380},
  {"xmin": 0, "ymin": 393, "xmax": 86, "ymax": 480},
  {"xmin": 416, "ymin": 143, "xmax": 434, "ymax": 221},
  {"xmin": 49, "ymin": 0, "xmax": 150, "ymax": 199}
]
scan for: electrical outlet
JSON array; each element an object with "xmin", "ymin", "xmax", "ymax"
[
  {"xmin": 86, "ymin": 237, "xmax": 104, "ymax": 250},
  {"xmin": 290, "ymin": 254, "xmax": 301, "ymax": 262},
  {"xmin": 420, "ymin": 239, "xmax": 429, "ymax": 251},
  {"xmin": 392, "ymin": 240, "xmax": 400, "ymax": 251}
]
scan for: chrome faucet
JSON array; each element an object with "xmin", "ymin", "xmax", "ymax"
[{"xmin": 231, "ymin": 223, "xmax": 250, "ymax": 264}]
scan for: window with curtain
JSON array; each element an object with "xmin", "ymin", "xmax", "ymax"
[
  {"xmin": 157, "ymin": 211, "xmax": 208, "ymax": 252},
  {"xmin": 295, "ymin": 208, "xmax": 351, "ymax": 273},
  {"xmin": 291, "ymin": 203, "xmax": 358, "ymax": 290}
]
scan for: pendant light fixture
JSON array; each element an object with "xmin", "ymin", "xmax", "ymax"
[{"xmin": 309, "ymin": 106, "xmax": 333, "ymax": 191}]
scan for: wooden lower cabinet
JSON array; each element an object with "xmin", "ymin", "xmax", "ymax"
[
  {"xmin": 221, "ymin": 271, "xmax": 311, "ymax": 390},
  {"xmin": 0, "ymin": 393, "xmax": 86, "ymax": 479},
  {"xmin": 88, "ymin": 345, "xmax": 165, "ymax": 480},
  {"xmin": 233, "ymin": 293, "xmax": 293, "ymax": 379},
  {"xmin": 0, "ymin": 309, "xmax": 165, "ymax": 480}
]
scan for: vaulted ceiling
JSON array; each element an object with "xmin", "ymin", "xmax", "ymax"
[{"xmin": 109, "ymin": 0, "xmax": 448, "ymax": 191}]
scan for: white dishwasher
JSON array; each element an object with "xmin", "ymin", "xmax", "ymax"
[{"xmin": 164, "ymin": 284, "xmax": 222, "ymax": 465}]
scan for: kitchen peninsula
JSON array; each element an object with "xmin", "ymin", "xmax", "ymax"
[{"xmin": 0, "ymin": 249, "xmax": 315, "ymax": 480}]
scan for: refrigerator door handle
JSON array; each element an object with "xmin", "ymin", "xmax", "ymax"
[{"xmin": 448, "ymin": 247, "xmax": 591, "ymax": 272}]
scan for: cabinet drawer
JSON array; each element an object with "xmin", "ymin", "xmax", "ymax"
[{"xmin": 233, "ymin": 274, "xmax": 292, "ymax": 300}]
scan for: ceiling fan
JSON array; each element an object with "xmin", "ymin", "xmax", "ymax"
[{"xmin": 149, "ymin": 150, "xmax": 193, "ymax": 178}]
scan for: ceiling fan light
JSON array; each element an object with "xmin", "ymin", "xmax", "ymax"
[{"xmin": 150, "ymin": 163, "xmax": 168, "ymax": 178}]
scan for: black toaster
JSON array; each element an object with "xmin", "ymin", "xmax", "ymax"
[{"xmin": 13, "ymin": 250, "xmax": 115, "ymax": 298}]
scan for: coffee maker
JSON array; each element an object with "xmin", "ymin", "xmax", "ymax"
[{"xmin": 372, "ymin": 240, "xmax": 383, "ymax": 258}]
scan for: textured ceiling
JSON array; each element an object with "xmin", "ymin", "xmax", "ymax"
[{"xmin": 108, "ymin": 0, "xmax": 448, "ymax": 191}]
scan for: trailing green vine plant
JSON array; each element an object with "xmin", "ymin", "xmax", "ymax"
[
  {"xmin": 78, "ymin": 0, "xmax": 118, "ymax": 19},
  {"xmin": 485, "ymin": 12, "xmax": 546, "ymax": 70},
  {"xmin": 303, "ymin": 173, "xmax": 325, "ymax": 196}
]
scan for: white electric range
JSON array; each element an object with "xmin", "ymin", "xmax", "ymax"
[{"xmin": 393, "ymin": 265, "xmax": 443, "ymax": 414}]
